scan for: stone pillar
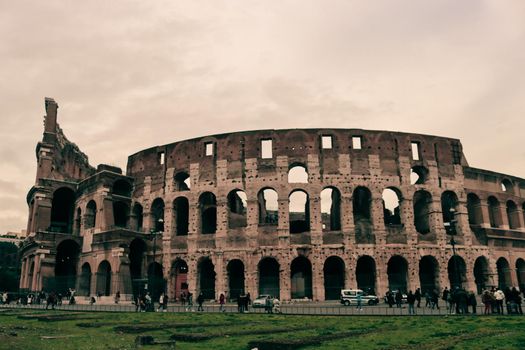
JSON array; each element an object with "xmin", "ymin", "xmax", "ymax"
[
  {"xmin": 341, "ymin": 194, "xmax": 355, "ymax": 245},
  {"xmin": 375, "ymin": 259, "xmax": 388, "ymax": 297},
  {"xmin": 277, "ymin": 198, "xmax": 290, "ymax": 247},
  {"xmin": 371, "ymin": 194, "xmax": 386, "ymax": 246},
  {"xmin": 214, "ymin": 254, "xmax": 225, "ymax": 300},
  {"xmin": 515, "ymin": 208, "xmax": 525, "ymax": 230},
  {"xmin": 309, "ymin": 192, "xmax": 322, "ymax": 245},
  {"xmin": 19, "ymin": 259, "xmax": 27, "ymax": 289},
  {"xmin": 312, "ymin": 258, "xmax": 324, "ymax": 301},
  {"xmin": 479, "ymin": 203, "xmax": 491, "ymax": 228},
  {"xmin": 245, "ymin": 256, "xmax": 257, "ymax": 297},
  {"xmin": 31, "ymin": 254, "xmax": 41, "ymax": 291},
  {"xmin": 345, "ymin": 257, "xmax": 357, "ymax": 289},
  {"xmin": 401, "ymin": 197, "xmax": 417, "ymax": 245},
  {"xmin": 279, "ymin": 259, "xmax": 291, "ymax": 301}
]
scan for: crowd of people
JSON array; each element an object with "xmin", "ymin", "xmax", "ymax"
[{"xmin": 385, "ymin": 286, "xmax": 523, "ymax": 315}]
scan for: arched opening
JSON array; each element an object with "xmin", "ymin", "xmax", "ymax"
[
  {"xmin": 79, "ymin": 263, "xmax": 92, "ymax": 296},
  {"xmin": 506, "ymin": 200, "xmax": 520, "ymax": 229},
  {"xmin": 496, "ymin": 257, "xmax": 511, "ymax": 289},
  {"xmin": 516, "ymin": 258, "xmax": 525, "ymax": 291},
  {"xmin": 488, "ymin": 196, "xmax": 502, "ymax": 228},
  {"xmin": 96, "ymin": 260, "xmax": 112, "ymax": 296},
  {"xmin": 257, "ymin": 188, "xmax": 278, "ymax": 225},
  {"xmin": 199, "ymin": 192, "xmax": 217, "ymax": 234},
  {"xmin": 323, "ymin": 256, "xmax": 345, "ymax": 300},
  {"xmin": 74, "ymin": 207, "xmax": 81, "ymax": 234},
  {"xmin": 54, "ymin": 239, "xmax": 80, "ymax": 294},
  {"xmin": 113, "ymin": 179, "xmax": 132, "ymax": 197},
  {"xmin": 227, "ymin": 190, "xmax": 247, "ymax": 228},
  {"xmin": 419, "ymin": 256, "xmax": 439, "ymax": 294},
  {"xmin": 50, "ymin": 187, "xmax": 75, "ymax": 233},
  {"xmin": 474, "ymin": 256, "xmax": 490, "ymax": 294},
  {"xmin": 113, "ymin": 201, "xmax": 129, "ymax": 228},
  {"xmin": 288, "ymin": 164, "xmax": 308, "ymax": 183},
  {"xmin": 227, "ymin": 259, "xmax": 245, "ymax": 300},
  {"xmin": 147, "ymin": 262, "xmax": 165, "ymax": 300},
  {"xmin": 413, "ymin": 190, "xmax": 432, "ymax": 234},
  {"xmin": 467, "ymin": 193, "xmax": 482, "ymax": 225},
  {"xmin": 173, "ymin": 197, "xmax": 189, "ymax": 236},
  {"xmin": 174, "ymin": 172, "xmax": 191, "ymax": 191},
  {"xmin": 387, "ymin": 255, "xmax": 408, "ymax": 293},
  {"xmin": 150, "ymin": 198, "xmax": 165, "ymax": 232},
  {"xmin": 382, "ymin": 188, "xmax": 402, "ymax": 225},
  {"xmin": 289, "ymin": 190, "xmax": 310, "ymax": 233},
  {"xmin": 129, "ymin": 238, "xmax": 146, "ymax": 296},
  {"xmin": 85, "ymin": 200, "xmax": 97, "ymax": 229},
  {"xmin": 448, "ymin": 255, "xmax": 467, "ymax": 289},
  {"xmin": 291, "ymin": 256, "xmax": 312, "ymax": 299},
  {"xmin": 410, "ymin": 166, "xmax": 428, "ymax": 185},
  {"xmin": 198, "ymin": 258, "xmax": 216, "ymax": 299},
  {"xmin": 353, "ymin": 186, "xmax": 373, "ymax": 242},
  {"xmin": 441, "ymin": 191, "xmax": 459, "ymax": 229},
  {"xmin": 171, "ymin": 259, "xmax": 188, "ymax": 300},
  {"xmin": 131, "ymin": 203, "xmax": 144, "ymax": 232},
  {"xmin": 356, "ymin": 255, "xmax": 376, "ymax": 294},
  {"xmin": 258, "ymin": 257, "xmax": 280, "ymax": 297},
  {"xmin": 321, "ymin": 187, "xmax": 341, "ymax": 231},
  {"xmin": 501, "ymin": 179, "xmax": 513, "ymax": 193}
]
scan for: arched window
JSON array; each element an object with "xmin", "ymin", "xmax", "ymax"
[
  {"xmin": 288, "ymin": 164, "xmax": 308, "ymax": 183},
  {"xmin": 321, "ymin": 187, "xmax": 341, "ymax": 231},
  {"xmin": 258, "ymin": 188, "xmax": 278, "ymax": 225},
  {"xmin": 199, "ymin": 192, "xmax": 217, "ymax": 234},
  {"xmin": 289, "ymin": 190, "xmax": 310, "ymax": 233},
  {"xmin": 488, "ymin": 196, "xmax": 502, "ymax": 228},
  {"xmin": 50, "ymin": 187, "xmax": 75, "ymax": 233},
  {"xmin": 174, "ymin": 172, "xmax": 191, "ymax": 191},
  {"xmin": 413, "ymin": 190, "xmax": 431, "ymax": 234},
  {"xmin": 227, "ymin": 190, "xmax": 247, "ymax": 228},
  {"xmin": 506, "ymin": 200, "xmax": 519, "ymax": 229},
  {"xmin": 173, "ymin": 197, "xmax": 189, "ymax": 235},
  {"xmin": 150, "ymin": 198, "xmax": 165, "ymax": 232},
  {"xmin": 113, "ymin": 179, "xmax": 132, "ymax": 197},
  {"xmin": 382, "ymin": 188, "xmax": 402, "ymax": 225},
  {"xmin": 85, "ymin": 200, "xmax": 97, "ymax": 229},
  {"xmin": 467, "ymin": 193, "xmax": 482, "ymax": 225},
  {"xmin": 501, "ymin": 179, "xmax": 513, "ymax": 193},
  {"xmin": 410, "ymin": 166, "xmax": 428, "ymax": 185},
  {"xmin": 131, "ymin": 203, "xmax": 144, "ymax": 231},
  {"xmin": 441, "ymin": 191, "xmax": 458, "ymax": 232},
  {"xmin": 113, "ymin": 201, "xmax": 129, "ymax": 228}
]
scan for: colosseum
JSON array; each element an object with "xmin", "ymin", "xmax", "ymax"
[{"xmin": 19, "ymin": 98, "xmax": 525, "ymax": 302}]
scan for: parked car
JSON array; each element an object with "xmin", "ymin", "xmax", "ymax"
[
  {"xmin": 252, "ymin": 295, "xmax": 273, "ymax": 308},
  {"xmin": 340, "ymin": 289, "xmax": 380, "ymax": 306}
]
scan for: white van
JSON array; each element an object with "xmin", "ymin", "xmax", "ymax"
[{"xmin": 340, "ymin": 289, "xmax": 379, "ymax": 306}]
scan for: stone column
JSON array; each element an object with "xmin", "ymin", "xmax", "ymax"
[
  {"xmin": 279, "ymin": 259, "xmax": 291, "ymax": 301},
  {"xmin": 31, "ymin": 254, "xmax": 41, "ymax": 291},
  {"xmin": 214, "ymin": 254, "xmax": 225, "ymax": 300},
  {"xmin": 312, "ymin": 258, "xmax": 324, "ymax": 301}
]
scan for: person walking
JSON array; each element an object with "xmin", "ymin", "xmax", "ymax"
[
  {"xmin": 185, "ymin": 292, "xmax": 193, "ymax": 312},
  {"xmin": 494, "ymin": 288, "xmax": 505, "ymax": 315},
  {"xmin": 197, "ymin": 292, "xmax": 204, "ymax": 311},
  {"xmin": 407, "ymin": 291, "xmax": 416, "ymax": 315},
  {"xmin": 442, "ymin": 287, "xmax": 449, "ymax": 310},
  {"xmin": 265, "ymin": 295, "xmax": 273, "ymax": 314},
  {"xmin": 467, "ymin": 291, "xmax": 477, "ymax": 314},
  {"xmin": 386, "ymin": 291, "xmax": 394, "ymax": 308},
  {"xmin": 415, "ymin": 288, "xmax": 422, "ymax": 308},
  {"xmin": 431, "ymin": 289, "xmax": 440, "ymax": 310},
  {"xmin": 482, "ymin": 290, "xmax": 492, "ymax": 315},
  {"xmin": 180, "ymin": 291, "xmax": 186, "ymax": 307},
  {"xmin": 219, "ymin": 293, "xmax": 226, "ymax": 312},
  {"xmin": 245, "ymin": 292, "xmax": 251, "ymax": 313},
  {"xmin": 114, "ymin": 291, "xmax": 120, "ymax": 304},
  {"xmin": 395, "ymin": 291, "xmax": 402, "ymax": 308},
  {"xmin": 356, "ymin": 292, "xmax": 363, "ymax": 311}
]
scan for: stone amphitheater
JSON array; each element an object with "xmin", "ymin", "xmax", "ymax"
[{"xmin": 19, "ymin": 98, "xmax": 525, "ymax": 301}]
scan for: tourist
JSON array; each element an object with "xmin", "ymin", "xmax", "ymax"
[
  {"xmin": 46, "ymin": 292, "xmax": 56, "ymax": 310},
  {"xmin": 265, "ymin": 295, "xmax": 273, "ymax": 314},
  {"xmin": 245, "ymin": 292, "xmax": 251, "ymax": 313},
  {"xmin": 186, "ymin": 292, "xmax": 193, "ymax": 312},
  {"xmin": 467, "ymin": 291, "xmax": 477, "ymax": 314},
  {"xmin": 197, "ymin": 292, "xmax": 204, "ymax": 311},
  {"xmin": 237, "ymin": 294, "xmax": 245, "ymax": 313},
  {"xmin": 272, "ymin": 297, "xmax": 281, "ymax": 314},
  {"xmin": 494, "ymin": 288, "xmax": 505, "ymax": 315},
  {"xmin": 407, "ymin": 291, "xmax": 416, "ymax": 315},
  {"xmin": 145, "ymin": 292, "xmax": 152, "ymax": 312},
  {"xmin": 415, "ymin": 288, "xmax": 422, "ymax": 308},
  {"xmin": 356, "ymin": 292, "xmax": 363, "ymax": 311},
  {"xmin": 90, "ymin": 296, "xmax": 96, "ymax": 305},
  {"xmin": 114, "ymin": 291, "xmax": 120, "ymax": 304},
  {"xmin": 424, "ymin": 291, "xmax": 431, "ymax": 308},
  {"xmin": 219, "ymin": 293, "xmax": 226, "ymax": 312},
  {"xmin": 180, "ymin": 291, "xmax": 186, "ymax": 306},
  {"xmin": 386, "ymin": 291, "xmax": 394, "ymax": 308},
  {"xmin": 442, "ymin": 287, "xmax": 449, "ymax": 309},
  {"xmin": 395, "ymin": 291, "xmax": 402, "ymax": 308},
  {"xmin": 431, "ymin": 289, "xmax": 440, "ymax": 310},
  {"xmin": 162, "ymin": 293, "xmax": 168, "ymax": 312},
  {"xmin": 482, "ymin": 290, "xmax": 492, "ymax": 315}
]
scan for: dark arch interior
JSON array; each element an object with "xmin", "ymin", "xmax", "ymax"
[
  {"xmin": 258, "ymin": 258, "xmax": 280, "ymax": 297},
  {"xmin": 147, "ymin": 262, "xmax": 165, "ymax": 300},
  {"xmin": 474, "ymin": 257, "xmax": 489, "ymax": 294},
  {"xmin": 324, "ymin": 256, "xmax": 345, "ymax": 299},
  {"xmin": 199, "ymin": 258, "xmax": 216, "ymax": 299},
  {"xmin": 356, "ymin": 256, "xmax": 376, "ymax": 294},
  {"xmin": 54, "ymin": 240, "xmax": 80, "ymax": 294},
  {"xmin": 113, "ymin": 180, "xmax": 132, "ymax": 197},
  {"xmin": 419, "ymin": 256, "xmax": 439, "ymax": 294},
  {"xmin": 291, "ymin": 256, "xmax": 312, "ymax": 299},
  {"xmin": 173, "ymin": 197, "xmax": 189, "ymax": 235},
  {"xmin": 387, "ymin": 256, "xmax": 408, "ymax": 293},
  {"xmin": 448, "ymin": 255, "xmax": 467, "ymax": 289},
  {"xmin": 96, "ymin": 260, "xmax": 112, "ymax": 296},
  {"xmin": 113, "ymin": 201, "xmax": 129, "ymax": 228},
  {"xmin": 227, "ymin": 259, "xmax": 245, "ymax": 300},
  {"xmin": 50, "ymin": 187, "xmax": 75, "ymax": 233}
]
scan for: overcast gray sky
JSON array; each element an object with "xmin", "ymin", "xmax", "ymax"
[{"xmin": 1, "ymin": 0, "xmax": 524, "ymax": 234}]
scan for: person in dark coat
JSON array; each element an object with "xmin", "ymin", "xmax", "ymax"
[
  {"xmin": 395, "ymin": 291, "xmax": 402, "ymax": 308},
  {"xmin": 407, "ymin": 291, "xmax": 416, "ymax": 315},
  {"xmin": 415, "ymin": 288, "xmax": 422, "ymax": 308},
  {"xmin": 245, "ymin": 292, "xmax": 251, "ymax": 313},
  {"xmin": 467, "ymin": 291, "xmax": 477, "ymax": 314},
  {"xmin": 197, "ymin": 292, "xmax": 204, "ymax": 311},
  {"xmin": 386, "ymin": 291, "xmax": 394, "ymax": 308}
]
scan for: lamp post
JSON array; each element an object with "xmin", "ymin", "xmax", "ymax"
[{"xmin": 444, "ymin": 208, "xmax": 461, "ymax": 289}]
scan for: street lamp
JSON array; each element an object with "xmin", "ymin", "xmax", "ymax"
[
  {"xmin": 444, "ymin": 208, "xmax": 461, "ymax": 289},
  {"xmin": 150, "ymin": 218, "xmax": 164, "ymax": 264}
]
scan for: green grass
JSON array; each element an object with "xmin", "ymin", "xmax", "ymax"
[{"xmin": 0, "ymin": 309, "xmax": 524, "ymax": 350}]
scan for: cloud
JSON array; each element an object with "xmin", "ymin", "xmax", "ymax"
[{"xmin": 1, "ymin": 0, "xmax": 525, "ymax": 233}]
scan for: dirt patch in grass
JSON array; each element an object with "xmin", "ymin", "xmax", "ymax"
[
  {"xmin": 248, "ymin": 328, "xmax": 374, "ymax": 350},
  {"xmin": 113, "ymin": 321, "xmax": 236, "ymax": 333},
  {"xmin": 171, "ymin": 325, "xmax": 315, "ymax": 342}
]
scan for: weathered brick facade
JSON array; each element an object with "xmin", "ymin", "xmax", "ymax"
[{"xmin": 19, "ymin": 98, "xmax": 525, "ymax": 301}]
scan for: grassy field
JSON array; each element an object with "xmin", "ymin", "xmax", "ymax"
[{"xmin": 0, "ymin": 309, "xmax": 524, "ymax": 350}]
